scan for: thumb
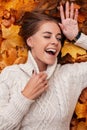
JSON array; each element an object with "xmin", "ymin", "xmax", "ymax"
[
  {"xmin": 59, "ymin": 23, "xmax": 64, "ymax": 31},
  {"xmin": 59, "ymin": 23, "xmax": 63, "ymax": 29}
]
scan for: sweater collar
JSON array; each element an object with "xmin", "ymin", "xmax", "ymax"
[{"xmin": 19, "ymin": 51, "xmax": 57, "ymax": 79}]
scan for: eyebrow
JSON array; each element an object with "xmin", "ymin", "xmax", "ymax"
[{"xmin": 43, "ymin": 31, "xmax": 61, "ymax": 36}]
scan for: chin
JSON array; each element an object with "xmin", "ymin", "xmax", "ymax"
[{"xmin": 46, "ymin": 60, "xmax": 56, "ymax": 65}]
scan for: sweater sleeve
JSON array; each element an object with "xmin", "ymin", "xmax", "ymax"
[
  {"xmin": 63, "ymin": 62, "xmax": 87, "ymax": 90},
  {"xmin": 56, "ymin": 61, "xmax": 87, "ymax": 122},
  {"xmin": 75, "ymin": 33, "xmax": 87, "ymax": 49},
  {"xmin": 0, "ymin": 67, "xmax": 34, "ymax": 130},
  {"xmin": 66, "ymin": 33, "xmax": 87, "ymax": 90},
  {"xmin": 71, "ymin": 33, "xmax": 87, "ymax": 89}
]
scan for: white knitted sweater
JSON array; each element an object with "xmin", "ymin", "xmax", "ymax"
[{"xmin": 0, "ymin": 33, "xmax": 87, "ymax": 130}]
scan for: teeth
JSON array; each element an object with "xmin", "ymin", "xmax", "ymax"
[
  {"xmin": 45, "ymin": 48, "xmax": 56, "ymax": 55},
  {"xmin": 46, "ymin": 48, "xmax": 56, "ymax": 53}
]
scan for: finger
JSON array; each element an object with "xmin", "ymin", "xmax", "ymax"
[
  {"xmin": 59, "ymin": 23, "xmax": 64, "ymax": 30},
  {"xmin": 38, "ymin": 72, "xmax": 47, "ymax": 77},
  {"xmin": 34, "ymin": 84, "xmax": 49, "ymax": 99},
  {"xmin": 41, "ymin": 79, "xmax": 47, "ymax": 86},
  {"xmin": 70, "ymin": 2, "xmax": 74, "ymax": 19},
  {"xmin": 33, "ymin": 72, "xmax": 45, "ymax": 81},
  {"xmin": 32, "ymin": 70, "xmax": 37, "ymax": 77},
  {"xmin": 65, "ymin": 1, "xmax": 69, "ymax": 18},
  {"xmin": 34, "ymin": 78, "xmax": 48, "ymax": 92},
  {"xmin": 38, "ymin": 75, "xmax": 48, "ymax": 84},
  {"xmin": 59, "ymin": 23, "xmax": 67, "ymax": 33},
  {"xmin": 38, "ymin": 72, "xmax": 47, "ymax": 78},
  {"xmin": 60, "ymin": 4, "xmax": 65, "ymax": 22},
  {"xmin": 74, "ymin": 9, "xmax": 78, "ymax": 21}
]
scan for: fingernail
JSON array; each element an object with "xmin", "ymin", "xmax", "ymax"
[
  {"xmin": 32, "ymin": 70, "xmax": 34, "ymax": 74},
  {"xmin": 32, "ymin": 70, "xmax": 37, "ymax": 75}
]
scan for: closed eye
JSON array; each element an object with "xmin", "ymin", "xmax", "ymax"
[
  {"xmin": 56, "ymin": 38, "xmax": 62, "ymax": 42},
  {"xmin": 43, "ymin": 36, "xmax": 51, "ymax": 38}
]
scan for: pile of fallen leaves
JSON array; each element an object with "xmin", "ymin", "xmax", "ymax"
[
  {"xmin": 0, "ymin": 0, "xmax": 87, "ymax": 130},
  {"xmin": 0, "ymin": 0, "xmax": 60, "ymax": 72},
  {"xmin": 70, "ymin": 87, "xmax": 87, "ymax": 130}
]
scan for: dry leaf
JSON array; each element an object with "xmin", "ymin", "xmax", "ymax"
[
  {"xmin": 1, "ymin": 48, "xmax": 17, "ymax": 65},
  {"xmin": 75, "ymin": 102, "xmax": 87, "ymax": 119},
  {"xmin": 0, "ymin": 61, "xmax": 7, "ymax": 72},
  {"xmin": 77, "ymin": 122, "xmax": 87, "ymax": 130},
  {"xmin": 78, "ymin": 14, "xmax": 85, "ymax": 23},
  {"xmin": 1, "ymin": 24, "xmax": 21, "ymax": 39},
  {"xmin": 61, "ymin": 40, "xmax": 87, "ymax": 59},
  {"xmin": 14, "ymin": 56, "xmax": 27, "ymax": 64}
]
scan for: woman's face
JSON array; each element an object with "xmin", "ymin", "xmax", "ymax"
[{"xmin": 27, "ymin": 21, "xmax": 62, "ymax": 71}]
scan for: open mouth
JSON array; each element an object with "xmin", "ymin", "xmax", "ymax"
[{"xmin": 45, "ymin": 48, "xmax": 57, "ymax": 55}]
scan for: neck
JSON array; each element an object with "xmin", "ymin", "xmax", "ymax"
[
  {"xmin": 35, "ymin": 59, "xmax": 47, "ymax": 72},
  {"xmin": 31, "ymin": 51, "xmax": 47, "ymax": 72}
]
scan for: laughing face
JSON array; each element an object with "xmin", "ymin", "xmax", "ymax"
[{"xmin": 27, "ymin": 21, "xmax": 62, "ymax": 71}]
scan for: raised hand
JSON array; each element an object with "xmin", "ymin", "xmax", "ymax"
[
  {"xmin": 59, "ymin": 1, "xmax": 79, "ymax": 41},
  {"xmin": 22, "ymin": 71, "xmax": 48, "ymax": 100}
]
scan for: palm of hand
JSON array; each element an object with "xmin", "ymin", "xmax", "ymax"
[
  {"xmin": 59, "ymin": 2, "xmax": 79, "ymax": 41},
  {"xmin": 62, "ymin": 18, "xmax": 78, "ymax": 40}
]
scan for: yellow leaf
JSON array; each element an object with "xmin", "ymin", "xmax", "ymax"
[
  {"xmin": 75, "ymin": 102, "xmax": 87, "ymax": 119},
  {"xmin": 61, "ymin": 40, "xmax": 87, "ymax": 59},
  {"xmin": 77, "ymin": 122, "xmax": 87, "ymax": 130},
  {"xmin": 1, "ymin": 24, "xmax": 21, "ymax": 39}
]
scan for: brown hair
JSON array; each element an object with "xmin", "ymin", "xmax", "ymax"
[
  {"xmin": 19, "ymin": 11, "xmax": 65, "ymax": 61},
  {"xmin": 19, "ymin": 12, "xmax": 62, "ymax": 40}
]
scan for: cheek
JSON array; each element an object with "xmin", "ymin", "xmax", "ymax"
[
  {"xmin": 58, "ymin": 43, "xmax": 62, "ymax": 51},
  {"xmin": 35, "ymin": 44, "xmax": 43, "ymax": 51},
  {"xmin": 33, "ymin": 44, "xmax": 44, "ymax": 55}
]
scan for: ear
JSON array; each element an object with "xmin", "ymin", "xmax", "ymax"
[{"xmin": 26, "ymin": 37, "xmax": 34, "ymax": 48}]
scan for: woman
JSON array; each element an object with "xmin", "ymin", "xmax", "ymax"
[{"xmin": 0, "ymin": 2, "xmax": 87, "ymax": 130}]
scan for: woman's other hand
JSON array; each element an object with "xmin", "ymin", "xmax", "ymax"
[
  {"xmin": 59, "ymin": 1, "xmax": 79, "ymax": 41},
  {"xmin": 22, "ymin": 71, "xmax": 48, "ymax": 100}
]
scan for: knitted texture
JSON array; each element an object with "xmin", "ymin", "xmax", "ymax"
[{"xmin": 0, "ymin": 34, "xmax": 87, "ymax": 130}]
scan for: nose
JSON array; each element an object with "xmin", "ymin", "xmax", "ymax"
[{"xmin": 51, "ymin": 37, "xmax": 59, "ymax": 46}]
